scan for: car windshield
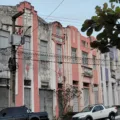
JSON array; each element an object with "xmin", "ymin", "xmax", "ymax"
[{"xmin": 81, "ymin": 106, "xmax": 93, "ymax": 112}]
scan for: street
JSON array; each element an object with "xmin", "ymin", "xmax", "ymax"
[{"xmin": 116, "ymin": 116, "xmax": 120, "ymax": 120}]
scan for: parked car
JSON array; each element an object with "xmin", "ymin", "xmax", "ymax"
[
  {"xmin": 112, "ymin": 105, "xmax": 120, "ymax": 115},
  {"xmin": 0, "ymin": 106, "xmax": 49, "ymax": 120},
  {"xmin": 72, "ymin": 104, "xmax": 118, "ymax": 120}
]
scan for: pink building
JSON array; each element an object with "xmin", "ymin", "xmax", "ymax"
[
  {"xmin": 51, "ymin": 23, "xmax": 103, "ymax": 117},
  {"xmin": 15, "ymin": 2, "xmax": 39, "ymax": 111},
  {"xmin": 0, "ymin": 1, "xmax": 102, "ymax": 119},
  {"xmin": 0, "ymin": 2, "xmax": 56, "ymax": 120}
]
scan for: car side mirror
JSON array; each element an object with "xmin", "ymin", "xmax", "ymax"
[
  {"xmin": 2, "ymin": 113, "xmax": 6, "ymax": 116},
  {"xmin": 27, "ymin": 109, "xmax": 32, "ymax": 113}
]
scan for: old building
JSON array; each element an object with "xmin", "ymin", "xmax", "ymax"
[
  {"xmin": 64, "ymin": 26, "xmax": 102, "ymax": 110},
  {"xmin": 0, "ymin": 2, "xmax": 56, "ymax": 120},
  {"xmin": 101, "ymin": 47, "xmax": 120, "ymax": 106},
  {"xmin": 51, "ymin": 23, "xmax": 103, "ymax": 117},
  {"xmin": 50, "ymin": 21, "xmax": 66, "ymax": 117},
  {"xmin": 0, "ymin": 1, "xmax": 114, "ymax": 120}
]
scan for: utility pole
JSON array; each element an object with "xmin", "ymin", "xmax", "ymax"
[{"xmin": 9, "ymin": 11, "xmax": 24, "ymax": 107}]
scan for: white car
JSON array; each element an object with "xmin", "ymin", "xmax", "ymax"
[{"xmin": 72, "ymin": 104, "xmax": 118, "ymax": 120}]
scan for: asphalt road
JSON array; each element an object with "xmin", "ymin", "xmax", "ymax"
[
  {"xmin": 115, "ymin": 116, "xmax": 120, "ymax": 120},
  {"xmin": 116, "ymin": 118, "xmax": 120, "ymax": 120},
  {"xmin": 102, "ymin": 116, "xmax": 120, "ymax": 120}
]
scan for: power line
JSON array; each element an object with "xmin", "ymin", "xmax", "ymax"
[
  {"xmin": 45, "ymin": 0, "xmax": 65, "ymax": 19},
  {"xmin": 0, "ymin": 3, "xmax": 82, "ymax": 33},
  {"xmin": 0, "ymin": 49, "xmax": 119, "ymax": 64},
  {"xmin": 0, "ymin": 6, "xmax": 83, "ymax": 23},
  {"xmin": 44, "ymin": 18, "xmax": 82, "ymax": 25},
  {"xmin": 7, "ymin": 51, "xmax": 120, "ymax": 66},
  {"xmin": 0, "ymin": 12, "xmax": 83, "ymax": 26},
  {"xmin": 40, "ymin": 14, "xmax": 83, "ymax": 22},
  {"xmin": 32, "ymin": 0, "xmax": 66, "ymax": 33},
  {"xmin": 15, "ymin": 56, "xmax": 120, "ymax": 67}
]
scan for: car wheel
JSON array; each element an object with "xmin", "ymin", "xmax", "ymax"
[
  {"xmin": 86, "ymin": 117, "xmax": 92, "ymax": 120},
  {"xmin": 109, "ymin": 114, "xmax": 115, "ymax": 120}
]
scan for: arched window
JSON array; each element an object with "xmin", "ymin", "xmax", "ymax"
[{"xmin": 56, "ymin": 26, "xmax": 61, "ymax": 36}]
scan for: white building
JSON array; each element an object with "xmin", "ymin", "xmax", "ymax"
[{"xmin": 101, "ymin": 47, "xmax": 120, "ymax": 106}]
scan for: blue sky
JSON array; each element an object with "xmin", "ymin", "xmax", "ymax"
[{"xmin": 1, "ymin": 0, "xmax": 108, "ymax": 36}]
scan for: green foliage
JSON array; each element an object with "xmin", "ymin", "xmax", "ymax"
[
  {"xmin": 109, "ymin": 0, "xmax": 120, "ymax": 3},
  {"xmin": 87, "ymin": 27, "xmax": 93, "ymax": 36},
  {"xmin": 81, "ymin": 0, "xmax": 120, "ymax": 53}
]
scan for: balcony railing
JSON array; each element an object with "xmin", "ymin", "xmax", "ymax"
[
  {"xmin": 111, "ymin": 70, "xmax": 116, "ymax": 79},
  {"xmin": 82, "ymin": 66, "xmax": 93, "ymax": 78}
]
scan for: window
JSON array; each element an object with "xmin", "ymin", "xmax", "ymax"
[
  {"xmin": 24, "ymin": 36, "xmax": 31, "ymax": 59},
  {"xmin": 104, "ymin": 54, "xmax": 107, "ymax": 66},
  {"xmin": 73, "ymin": 80, "xmax": 78, "ymax": 86},
  {"xmin": 56, "ymin": 27, "xmax": 61, "ymax": 36},
  {"xmin": 94, "ymin": 91, "xmax": 98, "ymax": 104},
  {"xmin": 71, "ymin": 47, "xmax": 77, "ymax": 64},
  {"xmin": 58, "ymin": 83, "xmax": 63, "ymax": 89},
  {"xmin": 0, "ymin": 36, "xmax": 9, "ymax": 49},
  {"xmin": 56, "ymin": 27, "xmax": 62, "ymax": 42},
  {"xmin": 24, "ymin": 37, "xmax": 30, "ymax": 50},
  {"xmin": 40, "ymin": 61, "xmax": 49, "ymax": 70},
  {"xmin": 93, "ymin": 106, "xmax": 101, "ymax": 112},
  {"xmin": 110, "ymin": 58, "xmax": 114, "ymax": 70},
  {"xmin": 40, "ymin": 40, "xmax": 48, "ymax": 61},
  {"xmin": 82, "ymin": 51, "xmax": 88, "ymax": 65},
  {"xmin": 81, "ymin": 40, "xmax": 88, "ymax": 48},
  {"xmin": 82, "ymin": 40, "xmax": 86, "ymax": 47},
  {"xmin": 57, "ymin": 44, "xmax": 62, "ymax": 63},
  {"xmin": 84, "ymin": 67, "xmax": 93, "ymax": 77},
  {"xmin": 24, "ymin": 80, "xmax": 31, "ymax": 86},
  {"xmin": 93, "ymin": 55, "xmax": 96, "ymax": 69},
  {"xmin": 81, "ymin": 106, "xmax": 93, "ymax": 112},
  {"xmin": 105, "ymin": 68, "xmax": 109, "ymax": 81},
  {"xmin": 41, "ymin": 81, "xmax": 49, "ymax": 88},
  {"xmin": 0, "ymin": 78, "xmax": 9, "ymax": 85},
  {"xmin": 99, "ymin": 106, "xmax": 104, "ymax": 110},
  {"xmin": 24, "ymin": 10, "xmax": 31, "ymax": 26}
]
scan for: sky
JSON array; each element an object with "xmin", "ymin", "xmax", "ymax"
[{"xmin": 0, "ymin": 0, "xmax": 109, "ymax": 36}]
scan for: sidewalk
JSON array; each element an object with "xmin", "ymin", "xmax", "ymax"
[
  {"xmin": 116, "ymin": 115, "xmax": 120, "ymax": 119},
  {"xmin": 106, "ymin": 115, "xmax": 120, "ymax": 120}
]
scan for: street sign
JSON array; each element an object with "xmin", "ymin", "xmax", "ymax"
[{"xmin": 11, "ymin": 34, "xmax": 22, "ymax": 46}]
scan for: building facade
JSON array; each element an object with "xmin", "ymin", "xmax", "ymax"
[
  {"xmin": 51, "ymin": 23, "xmax": 103, "ymax": 117},
  {"xmin": 101, "ymin": 47, "xmax": 120, "ymax": 107},
  {"xmin": 64, "ymin": 26, "xmax": 102, "ymax": 110},
  {"xmin": 0, "ymin": 2, "xmax": 56, "ymax": 120},
  {"xmin": 0, "ymin": 1, "xmax": 106, "ymax": 120}
]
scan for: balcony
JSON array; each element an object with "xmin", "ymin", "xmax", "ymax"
[
  {"xmin": 110, "ymin": 61, "xmax": 115, "ymax": 71},
  {"xmin": 82, "ymin": 66, "xmax": 93, "ymax": 78},
  {"xmin": 56, "ymin": 55, "xmax": 63, "ymax": 64},
  {"xmin": 111, "ymin": 70, "xmax": 116, "ymax": 79},
  {"xmin": 52, "ymin": 33, "xmax": 64, "ymax": 43},
  {"xmin": 58, "ymin": 78, "xmax": 63, "ymax": 84},
  {"xmin": 57, "ymin": 64, "xmax": 63, "ymax": 84},
  {"xmin": 40, "ymin": 53, "xmax": 48, "ymax": 61}
]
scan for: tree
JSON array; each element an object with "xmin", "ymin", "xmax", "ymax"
[
  {"xmin": 81, "ymin": 0, "xmax": 120, "ymax": 53},
  {"xmin": 56, "ymin": 84, "xmax": 81, "ymax": 118}
]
